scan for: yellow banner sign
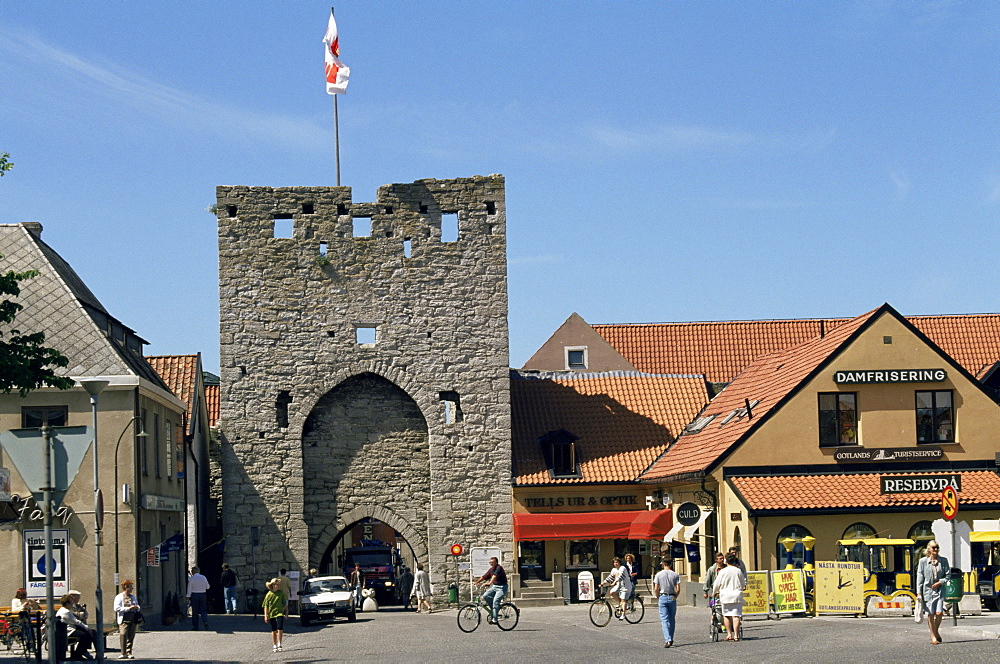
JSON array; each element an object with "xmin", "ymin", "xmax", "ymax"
[
  {"xmin": 815, "ymin": 561, "xmax": 864, "ymax": 614},
  {"xmin": 770, "ymin": 569, "xmax": 807, "ymax": 614},
  {"xmin": 742, "ymin": 571, "xmax": 770, "ymax": 615}
]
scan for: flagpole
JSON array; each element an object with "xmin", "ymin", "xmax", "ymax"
[{"xmin": 334, "ymin": 95, "xmax": 341, "ymax": 186}]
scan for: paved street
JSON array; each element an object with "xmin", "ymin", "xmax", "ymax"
[{"xmin": 10, "ymin": 604, "xmax": 997, "ymax": 663}]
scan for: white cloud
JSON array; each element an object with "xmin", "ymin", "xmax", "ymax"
[
  {"xmin": 888, "ymin": 168, "xmax": 911, "ymax": 200},
  {"xmin": 0, "ymin": 26, "xmax": 328, "ymax": 151},
  {"xmin": 583, "ymin": 121, "xmax": 838, "ymax": 156}
]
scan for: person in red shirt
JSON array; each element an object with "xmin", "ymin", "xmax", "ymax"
[{"xmin": 474, "ymin": 557, "xmax": 508, "ymax": 624}]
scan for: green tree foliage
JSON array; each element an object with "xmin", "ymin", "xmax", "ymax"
[
  {"xmin": 0, "ymin": 153, "xmax": 12, "ymax": 176},
  {"xmin": 0, "ymin": 261, "xmax": 74, "ymax": 396}
]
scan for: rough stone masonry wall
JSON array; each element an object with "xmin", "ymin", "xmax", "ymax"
[{"xmin": 216, "ymin": 176, "xmax": 512, "ymax": 594}]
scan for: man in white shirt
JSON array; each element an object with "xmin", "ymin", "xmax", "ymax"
[{"xmin": 187, "ymin": 567, "xmax": 211, "ymax": 630}]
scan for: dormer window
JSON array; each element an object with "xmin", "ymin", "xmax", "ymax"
[
  {"xmin": 565, "ymin": 346, "xmax": 588, "ymax": 371},
  {"xmin": 539, "ymin": 429, "xmax": 582, "ymax": 479}
]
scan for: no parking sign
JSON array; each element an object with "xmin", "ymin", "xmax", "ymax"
[{"xmin": 23, "ymin": 529, "xmax": 69, "ymax": 599}]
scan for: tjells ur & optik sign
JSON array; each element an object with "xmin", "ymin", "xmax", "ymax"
[{"xmin": 834, "ymin": 369, "xmax": 947, "ymax": 384}]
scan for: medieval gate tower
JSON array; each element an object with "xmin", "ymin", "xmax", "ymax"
[{"xmin": 215, "ymin": 175, "xmax": 512, "ymax": 593}]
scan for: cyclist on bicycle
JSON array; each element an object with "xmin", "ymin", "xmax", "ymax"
[
  {"xmin": 602, "ymin": 557, "xmax": 632, "ymax": 620},
  {"xmin": 474, "ymin": 557, "xmax": 508, "ymax": 624}
]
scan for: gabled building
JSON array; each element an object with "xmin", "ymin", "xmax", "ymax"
[
  {"xmin": 146, "ymin": 355, "xmax": 215, "ymax": 584},
  {"xmin": 0, "ymin": 222, "xmax": 187, "ymax": 623},
  {"xmin": 510, "ymin": 369, "xmax": 708, "ymax": 600},
  {"xmin": 638, "ymin": 304, "xmax": 1000, "ymax": 583}
]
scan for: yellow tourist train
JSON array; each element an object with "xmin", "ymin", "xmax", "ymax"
[{"xmin": 836, "ymin": 538, "xmax": 918, "ymax": 616}]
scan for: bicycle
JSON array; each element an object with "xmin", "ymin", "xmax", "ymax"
[
  {"xmin": 588, "ymin": 586, "xmax": 644, "ymax": 627},
  {"xmin": 0, "ymin": 612, "xmax": 39, "ymax": 659},
  {"xmin": 456, "ymin": 587, "xmax": 519, "ymax": 633}
]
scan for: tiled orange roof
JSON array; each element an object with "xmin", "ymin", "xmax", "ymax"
[
  {"xmin": 640, "ymin": 307, "xmax": 880, "ymax": 482},
  {"xmin": 730, "ymin": 470, "xmax": 1000, "ymax": 512},
  {"xmin": 146, "ymin": 355, "xmax": 200, "ymax": 413},
  {"xmin": 205, "ymin": 383, "xmax": 220, "ymax": 428},
  {"xmin": 512, "ymin": 371, "xmax": 710, "ymax": 485},
  {"xmin": 593, "ymin": 312, "xmax": 1000, "ymax": 384}
]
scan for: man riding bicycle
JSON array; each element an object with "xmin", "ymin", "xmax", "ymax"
[{"xmin": 474, "ymin": 557, "xmax": 508, "ymax": 624}]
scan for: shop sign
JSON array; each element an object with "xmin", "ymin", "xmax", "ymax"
[
  {"xmin": 835, "ymin": 447, "xmax": 942, "ymax": 463},
  {"xmin": 833, "ymin": 369, "xmax": 946, "ymax": 384},
  {"xmin": 522, "ymin": 494, "xmax": 639, "ymax": 509},
  {"xmin": 770, "ymin": 569, "xmax": 807, "ymax": 614},
  {"xmin": 146, "ymin": 545, "xmax": 161, "ymax": 567},
  {"xmin": 141, "ymin": 494, "xmax": 185, "ymax": 511},
  {"xmin": 742, "ymin": 572, "xmax": 770, "ymax": 615},
  {"xmin": 814, "ymin": 561, "xmax": 864, "ymax": 614},
  {"xmin": 880, "ymin": 474, "xmax": 961, "ymax": 494},
  {"xmin": 9, "ymin": 493, "xmax": 74, "ymax": 525},
  {"xmin": 675, "ymin": 502, "xmax": 702, "ymax": 526},
  {"xmin": 24, "ymin": 529, "xmax": 69, "ymax": 599}
]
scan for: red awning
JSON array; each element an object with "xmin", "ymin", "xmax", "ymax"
[{"xmin": 513, "ymin": 510, "xmax": 673, "ymax": 541}]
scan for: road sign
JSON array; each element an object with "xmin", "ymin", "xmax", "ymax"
[
  {"xmin": 95, "ymin": 489, "xmax": 105, "ymax": 530},
  {"xmin": 941, "ymin": 485, "xmax": 959, "ymax": 521},
  {"xmin": 450, "ymin": 544, "xmax": 463, "ymax": 556}
]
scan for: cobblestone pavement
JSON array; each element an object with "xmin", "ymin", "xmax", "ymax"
[{"xmin": 6, "ymin": 605, "xmax": 998, "ymax": 663}]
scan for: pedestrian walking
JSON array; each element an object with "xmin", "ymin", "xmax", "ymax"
[
  {"xmin": 653, "ymin": 559, "xmax": 680, "ymax": 648},
  {"xmin": 399, "ymin": 566, "xmax": 414, "ymax": 609},
  {"xmin": 916, "ymin": 539, "xmax": 950, "ymax": 645},
  {"xmin": 413, "ymin": 562, "xmax": 432, "ymax": 613},
  {"xmin": 113, "ymin": 580, "xmax": 140, "ymax": 660},
  {"xmin": 277, "ymin": 568, "xmax": 292, "ymax": 612},
  {"xmin": 262, "ymin": 578, "xmax": 286, "ymax": 653},
  {"xmin": 712, "ymin": 552, "xmax": 747, "ymax": 642},
  {"xmin": 221, "ymin": 564, "xmax": 240, "ymax": 614},
  {"xmin": 703, "ymin": 552, "xmax": 728, "ymax": 599},
  {"xmin": 623, "ymin": 553, "xmax": 640, "ymax": 597},
  {"xmin": 349, "ymin": 564, "xmax": 364, "ymax": 609},
  {"xmin": 187, "ymin": 566, "xmax": 211, "ymax": 630},
  {"xmin": 728, "ymin": 546, "xmax": 747, "ymax": 576}
]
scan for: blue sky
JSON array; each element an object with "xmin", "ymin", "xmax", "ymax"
[{"xmin": 2, "ymin": 2, "xmax": 998, "ymax": 374}]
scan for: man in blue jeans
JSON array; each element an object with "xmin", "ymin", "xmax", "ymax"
[
  {"xmin": 474, "ymin": 557, "xmax": 508, "ymax": 623},
  {"xmin": 653, "ymin": 559, "xmax": 681, "ymax": 647}
]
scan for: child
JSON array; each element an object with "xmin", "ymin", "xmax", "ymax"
[{"xmin": 262, "ymin": 578, "xmax": 287, "ymax": 653}]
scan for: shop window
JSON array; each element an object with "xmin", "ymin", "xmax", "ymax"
[
  {"xmin": 539, "ymin": 429, "xmax": 582, "ymax": 479},
  {"xmin": 21, "ymin": 406, "xmax": 68, "ymax": 428},
  {"xmin": 153, "ymin": 413, "xmax": 161, "ymax": 478},
  {"xmin": 841, "ymin": 522, "xmax": 876, "ymax": 540},
  {"xmin": 776, "ymin": 524, "xmax": 811, "ymax": 569},
  {"xmin": 567, "ymin": 539, "xmax": 598, "ymax": 570},
  {"xmin": 916, "ymin": 390, "xmax": 954, "ymax": 443},
  {"xmin": 818, "ymin": 392, "xmax": 857, "ymax": 446},
  {"xmin": 908, "ymin": 520, "xmax": 935, "ymax": 563},
  {"xmin": 518, "ymin": 541, "xmax": 545, "ymax": 579}
]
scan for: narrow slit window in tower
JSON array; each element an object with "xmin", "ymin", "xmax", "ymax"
[{"xmin": 276, "ymin": 390, "xmax": 291, "ymax": 428}]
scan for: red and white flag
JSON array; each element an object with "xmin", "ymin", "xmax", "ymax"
[{"xmin": 324, "ymin": 10, "xmax": 350, "ymax": 94}]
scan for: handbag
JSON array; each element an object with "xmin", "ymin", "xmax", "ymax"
[{"xmin": 914, "ymin": 596, "xmax": 924, "ymax": 623}]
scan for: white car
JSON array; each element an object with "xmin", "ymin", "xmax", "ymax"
[{"xmin": 299, "ymin": 575, "xmax": 357, "ymax": 626}]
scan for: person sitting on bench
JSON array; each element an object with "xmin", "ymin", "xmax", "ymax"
[{"xmin": 57, "ymin": 594, "xmax": 96, "ymax": 661}]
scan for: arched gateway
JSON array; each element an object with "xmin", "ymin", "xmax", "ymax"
[{"xmin": 215, "ymin": 177, "xmax": 512, "ymax": 599}]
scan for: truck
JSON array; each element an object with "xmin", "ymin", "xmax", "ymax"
[{"xmin": 343, "ymin": 544, "xmax": 402, "ymax": 605}]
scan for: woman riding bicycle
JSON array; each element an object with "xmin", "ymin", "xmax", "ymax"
[{"xmin": 602, "ymin": 558, "xmax": 632, "ymax": 620}]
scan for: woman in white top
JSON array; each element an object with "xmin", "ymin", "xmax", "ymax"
[
  {"xmin": 603, "ymin": 557, "xmax": 633, "ymax": 619},
  {"xmin": 11, "ymin": 588, "xmax": 40, "ymax": 614},
  {"xmin": 711, "ymin": 552, "xmax": 747, "ymax": 641},
  {"xmin": 113, "ymin": 580, "xmax": 140, "ymax": 659},
  {"xmin": 56, "ymin": 594, "xmax": 95, "ymax": 660}
]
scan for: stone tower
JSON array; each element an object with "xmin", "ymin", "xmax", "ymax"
[{"xmin": 215, "ymin": 175, "xmax": 512, "ymax": 591}]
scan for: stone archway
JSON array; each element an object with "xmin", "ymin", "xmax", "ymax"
[
  {"xmin": 301, "ymin": 372, "xmax": 430, "ymax": 571},
  {"xmin": 310, "ymin": 504, "xmax": 428, "ymax": 569}
]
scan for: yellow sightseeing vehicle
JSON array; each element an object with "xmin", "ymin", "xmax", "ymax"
[
  {"xmin": 970, "ymin": 530, "xmax": 1000, "ymax": 611},
  {"xmin": 836, "ymin": 538, "xmax": 917, "ymax": 616}
]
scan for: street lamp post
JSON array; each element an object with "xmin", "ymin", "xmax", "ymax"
[
  {"xmin": 113, "ymin": 417, "xmax": 147, "ymax": 581},
  {"xmin": 41, "ymin": 424, "xmax": 57, "ymax": 664},
  {"xmin": 81, "ymin": 378, "xmax": 110, "ymax": 664}
]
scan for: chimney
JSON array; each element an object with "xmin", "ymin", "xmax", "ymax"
[{"xmin": 21, "ymin": 222, "xmax": 43, "ymax": 237}]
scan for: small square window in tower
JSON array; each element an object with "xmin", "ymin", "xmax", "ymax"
[
  {"xmin": 355, "ymin": 326, "xmax": 377, "ymax": 345},
  {"xmin": 565, "ymin": 347, "xmax": 588, "ymax": 370},
  {"xmin": 539, "ymin": 429, "xmax": 582, "ymax": 479},
  {"xmin": 439, "ymin": 391, "xmax": 462, "ymax": 424}
]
